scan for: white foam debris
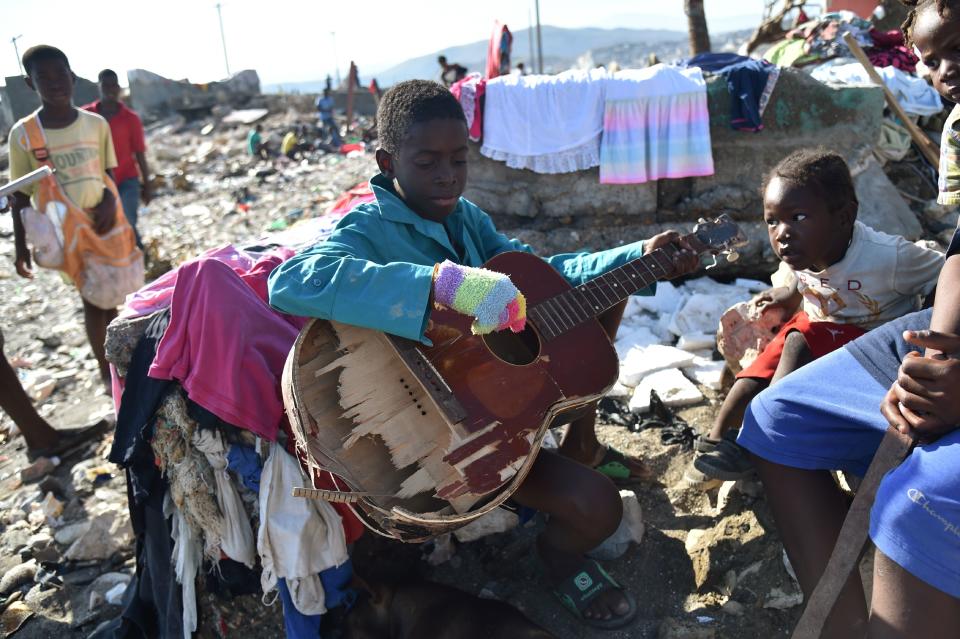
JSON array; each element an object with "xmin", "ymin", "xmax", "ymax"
[
  {"xmin": 685, "ymin": 357, "xmax": 726, "ymax": 391},
  {"xmin": 626, "ymin": 281, "xmax": 687, "ymax": 315},
  {"xmin": 628, "ymin": 368, "xmax": 704, "ymax": 412},
  {"xmin": 613, "ymin": 324, "xmax": 662, "ymax": 359},
  {"xmin": 619, "ymin": 345, "xmax": 697, "ymax": 387}
]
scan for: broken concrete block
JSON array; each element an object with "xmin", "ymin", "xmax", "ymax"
[
  {"xmin": 629, "ymin": 368, "xmax": 704, "ymax": 412},
  {"xmin": 716, "ymin": 300, "xmax": 790, "ymax": 374},
  {"xmin": 588, "ymin": 490, "xmax": 645, "ymax": 560},
  {"xmin": 620, "ymin": 345, "xmax": 697, "ymax": 387},
  {"xmin": 64, "ymin": 510, "xmax": 133, "ymax": 561},
  {"xmin": 669, "ymin": 293, "xmax": 733, "ymax": 337},
  {"xmin": 854, "ymin": 156, "xmax": 923, "ymax": 240},
  {"xmin": 763, "ymin": 587, "xmax": 803, "ymax": 610},
  {"xmin": 685, "ymin": 357, "xmax": 726, "ymax": 391},
  {"xmin": 677, "ymin": 332, "xmax": 716, "ymax": 352},
  {"xmin": 453, "ymin": 508, "xmax": 519, "ymax": 543},
  {"xmin": 423, "ymin": 534, "xmax": 456, "ymax": 566}
]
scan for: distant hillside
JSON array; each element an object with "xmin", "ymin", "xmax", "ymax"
[
  {"xmin": 264, "ymin": 25, "xmax": 685, "ymax": 93},
  {"xmin": 372, "ymin": 25, "xmax": 686, "ymax": 85},
  {"xmin": 263, "ymin": 24, "xmax": 755, "ymax": 94}
]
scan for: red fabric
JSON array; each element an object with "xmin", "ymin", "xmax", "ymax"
[
  {"xmin": 326, "ymin": 181, "xmax": 375, "ymax": 217},
  {"xmin": 867, "ymin": 28, "xmax": 918, "ymax": 72},
  {"xmin": 281, "ymin": 417, "xmax": 365, "ymax": 543},
  {"xmin": 82, "ymin": 100, "xmax": 146, "ymax": 184},
  {"xmin": 737, "ymin": 311, "xmax": 866, "ymax": 380},
  {"xmin": 825, "ymin": 0, "xmax": 878, "ymax": 18},
  {"xmin": 485, "ymin": 22, "xmax": 512, "ymax": 79}
]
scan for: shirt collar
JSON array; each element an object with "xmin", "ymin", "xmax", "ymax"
[{"xmin": 368, "ymin": 173, "xmax": 465, "ymax": 247}]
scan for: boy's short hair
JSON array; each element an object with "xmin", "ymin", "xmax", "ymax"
[
  {"xmin": 22, "ymin": 45, "xmax": 70, "ymax": 76},
  {"xmin": 762, "ymin": 148, "xmax": 858, "ymax": 216},
  {"xmin": 98, "ymin": 69, "xmax": 118, "ymax": 82},
  {"xmin": 376, "ymin": 80, "xmax": 466, "ymax": 155}
]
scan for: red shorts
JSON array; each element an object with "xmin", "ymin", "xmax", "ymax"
[{"xmin": 736, "ymin": 311, "xmax": 866, "ymax": 381}]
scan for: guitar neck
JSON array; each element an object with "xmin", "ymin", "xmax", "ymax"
[{"xmin": 529, "ymin": 241, "xmax": 695, "ymax": 342}]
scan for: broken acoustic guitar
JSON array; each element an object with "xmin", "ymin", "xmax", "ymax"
[{"xmin": 283, "ymin": 215, "xmax": 748, "ymax": 542}]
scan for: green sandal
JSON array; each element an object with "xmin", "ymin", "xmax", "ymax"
[
  {"xmin": 553, "ymin": 559, "xmax": 638, "ymax": 630},
  {"xmin": 593, "ymin": 446, "xmax": 647, "ymax": 482}
]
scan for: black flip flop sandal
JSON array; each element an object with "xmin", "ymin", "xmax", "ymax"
[{"xmin": 553, "ymin": 559, "xmax": 638, "ymax": 630}]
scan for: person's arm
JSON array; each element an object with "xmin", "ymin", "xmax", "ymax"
[
  {"xmin": 10, "ymin": 191, "xmax": 33, "ymax": 279},
  {"xmin": 471, "ymin": 207, "xmax": 696, "ymax": 294},
  {"xmin": 132, "ymin": 114, "xmax": 152, "ymax": 204},
  {"xmin": 881, "ymin": 251, "xmax": 960, "ymax": 437},
  {"xmin": 267, "ymin": 214, "xmax": 434, "ymax": 341},
  {"xmin": 135, "ymin": 152, "xmax": 152, "ymax": 203},
  {"xmin": 88, "ymin": 121, "xmax": 118, "ymax": 234},
  {"xmin": 7, "ymin": 127, "xmax": 34, "ymax": 278}
]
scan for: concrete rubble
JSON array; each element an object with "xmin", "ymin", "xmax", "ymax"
[{"xmin": 0, "ymin": 22, "xmax": 955, "ymax": 639}]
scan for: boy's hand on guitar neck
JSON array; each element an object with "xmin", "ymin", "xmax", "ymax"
[
  {"xmin": 432, "ymin": 260, "xmax": 527, "ymax": 335},
  {"xmin": 644, "ymin": 230, "xmax": 700, "ymax": 277}
]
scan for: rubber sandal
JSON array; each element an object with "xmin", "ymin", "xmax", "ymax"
[
  {"xmin": 592, "ymin": 446, "xmax": 650, "ymax": 482},
  {"xmin": 26, "ymin": 419, "xmax": 111, "ymax": 462},
  {"xmin": 553, "ymin": 559, "xmax": 637, "ymax": 630}
]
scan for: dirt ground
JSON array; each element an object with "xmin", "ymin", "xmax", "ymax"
[{"xmin": 350, "ymin": 398, "xmax": 809, "ymax": 639}]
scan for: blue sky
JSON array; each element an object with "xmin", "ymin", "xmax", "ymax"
[{"xmin": 1, "ymin": 0, "xmax": 766, "ymax": 85}]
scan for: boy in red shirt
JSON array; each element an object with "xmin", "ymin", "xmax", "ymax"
[{"xmin": 83, "ymin": 69, "xmax": 152, "ymax": 248}]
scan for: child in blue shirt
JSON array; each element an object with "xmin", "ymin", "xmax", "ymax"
[
  {"xmin": 737, "ymin": 2, "xmax": 960, "ymax": 635},
  {"xmin": 269, "ymin": 79, "xmax": 699, "ymax": 629}
]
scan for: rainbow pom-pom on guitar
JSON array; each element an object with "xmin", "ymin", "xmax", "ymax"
[{"xmin": 283, "ymin": 216, "xmax": 747, "ymax": 542}]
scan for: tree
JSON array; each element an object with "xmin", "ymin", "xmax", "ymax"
[{"xmin": 685, "ymin": 0, "xmax": 711, "ymax": 55}]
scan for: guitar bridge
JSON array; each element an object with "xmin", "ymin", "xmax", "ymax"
[{"xmin": 387, "ymin": 334, "xmax": 469, "ymax": 424}]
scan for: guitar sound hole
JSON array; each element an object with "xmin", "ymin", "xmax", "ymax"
[{"xmin": 481, "ymin": 324, "xmax": 541, "ymax": 366}]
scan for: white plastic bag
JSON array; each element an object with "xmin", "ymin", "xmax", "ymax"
[{"xmin": 19, "ymin": 203, "xmax": 64, "ymax": 268}]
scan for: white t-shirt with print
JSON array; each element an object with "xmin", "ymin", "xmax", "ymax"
[{"xmin": 773, "ymin": 221, "xmax": 943, "ymax": 330}]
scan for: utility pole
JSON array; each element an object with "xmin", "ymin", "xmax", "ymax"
[
  {"xmin": 330, "ymin": 31, "xmax": 341, "ymax": 87},
  {"xmin": 527, "ymin": 10, "xmax": 534, "ymax": 71},
  {"xmin": 215, "ymin": 3, "xmax": 231, "ymax": 77},
  {"xmin": 11, "ymin": 34, "xmax": 23, "ymax": 75},
  {"xmin": 534, "ymin": 0, "xmax": 543, "ymax": 74}
]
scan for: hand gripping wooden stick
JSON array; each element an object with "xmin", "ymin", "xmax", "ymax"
[
  {"xmin": 791, "ymin": 426, "xmax": 917, "ymax": 639},
  {"xmin": 842, "ymin": 32, "xmax": 941, "ymax": 168}
]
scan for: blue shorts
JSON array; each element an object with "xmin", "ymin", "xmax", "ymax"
[{"xmin": 739, "ymin": 309, "xmax": 960, "ymax": 598}]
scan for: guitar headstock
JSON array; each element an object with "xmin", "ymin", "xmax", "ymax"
[{"xmin": 687, "ymin": 214, "xmax": 748, "ymax": 267}]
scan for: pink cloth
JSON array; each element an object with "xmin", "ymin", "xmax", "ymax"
[
  {"xmin": 147, "ymin": 258, "xmax": 307, "ymax": 440},
  {"xmin": 449, "ymin": 75, "xmax": 486, "ymax": 142},
  {"xmin": 121, "ymin": 244, "xmax": 295, "ymax": 318}
]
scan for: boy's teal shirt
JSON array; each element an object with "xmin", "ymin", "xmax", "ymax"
[{"xmin": 268, "ymin": 173, "xmax": 655, "ymax": 343}]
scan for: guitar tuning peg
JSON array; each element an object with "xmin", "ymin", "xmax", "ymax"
[{"xmin": 726, "ymin": 251, "xmax": 740, "ymax": 263}]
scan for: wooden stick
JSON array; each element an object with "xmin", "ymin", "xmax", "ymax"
[
  {"xmin": 842, "ymin": 32, "xmax": 941, "ymax": 167},
  {"xmin": 791, "ymin": 427, "xmax": 916, "ymax": 639}
]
